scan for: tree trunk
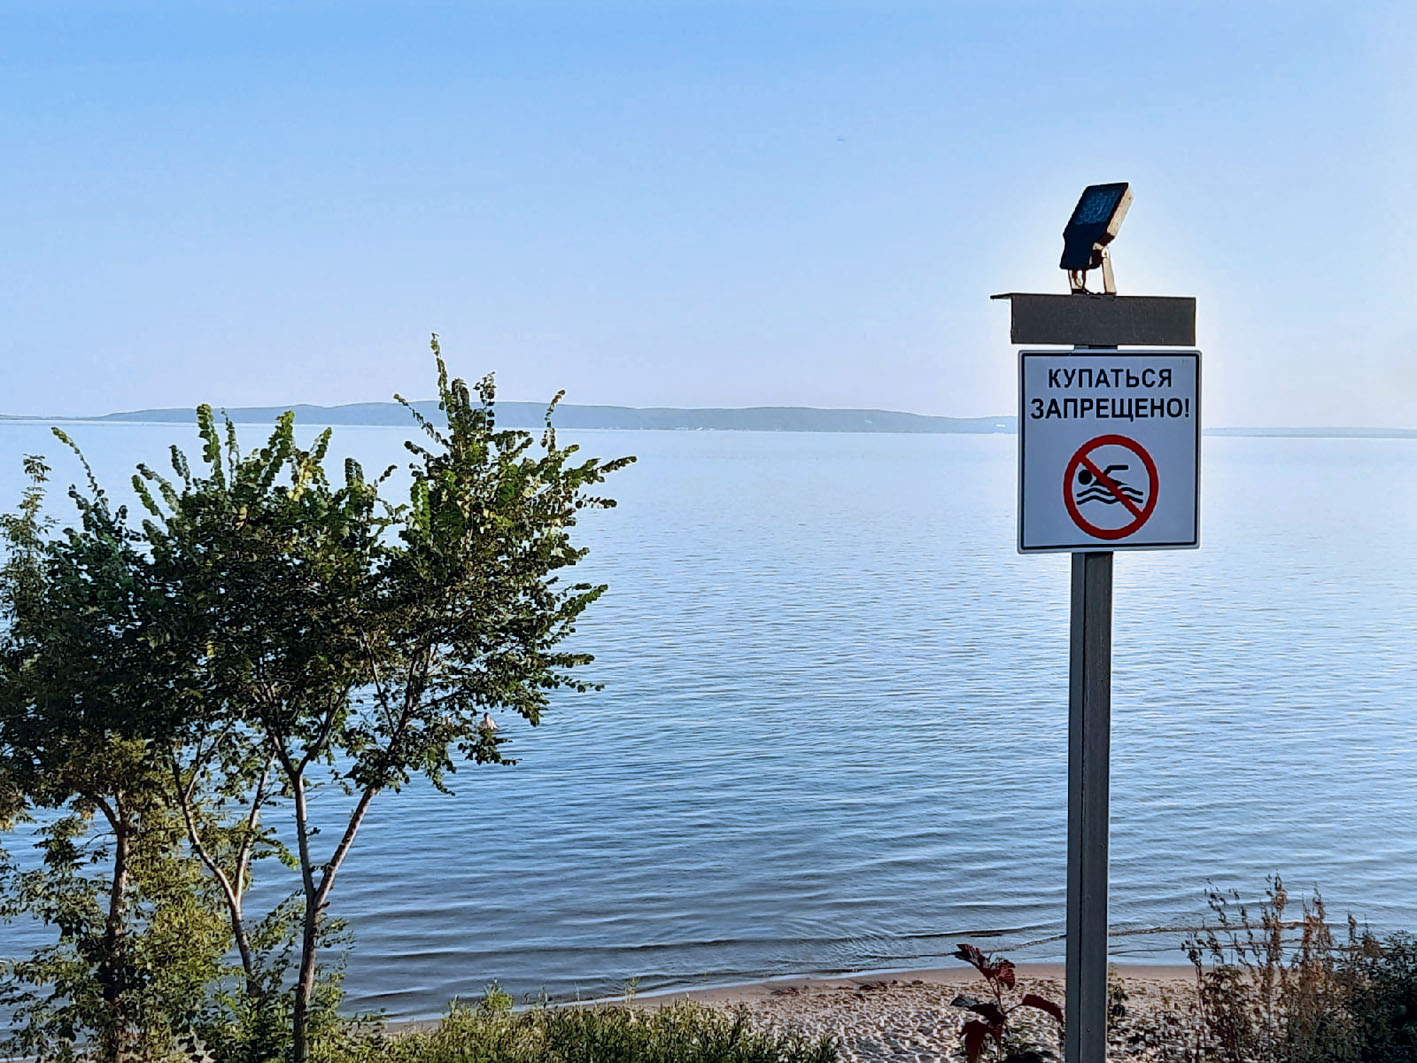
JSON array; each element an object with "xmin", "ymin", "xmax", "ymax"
[
  {"xmin": 291, "ymin": 897, "xmax": 322, "ymax": 1063},
  {"xmin": 286, "ymin": 685, "xmax": 408, "ymax": 1063},
  {"xmin": 289, "ymin": 768, "xmax": 380, "ymax": 1063},
  {"xmin": 222, "ymin": 884, "xmax": 264, "ymax": 1003},
  {"xmin": 290, "ymin": 770, "xmax": 318, "ymax": 1063},
  {"xmin": 98, "ymin": 813, "xmax": 132, "ymax": 1063}
]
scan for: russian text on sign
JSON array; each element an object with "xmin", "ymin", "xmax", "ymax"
[
  {"xmin": 1046, "ymin": 367, "xmax": 1173, "ymax": 389},
  {"xmin": 1030, "ymin": 396, "xmax": 1193, "ymax": 420}
]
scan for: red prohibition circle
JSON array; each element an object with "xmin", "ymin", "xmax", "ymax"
[{"xmin": 1062, "ymin": 433, "xmax": 1159, "ymax": 541}]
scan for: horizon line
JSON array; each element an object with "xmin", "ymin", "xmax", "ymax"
[{"xmin": 0, "ymin": 399, "xmax": 1413, "ymax": 438}]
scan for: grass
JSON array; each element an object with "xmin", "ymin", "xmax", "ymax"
[{"xmin": 311, "ymin": 992, "xmax": 838, "ymax": 1063}]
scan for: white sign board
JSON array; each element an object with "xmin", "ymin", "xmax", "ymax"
[{"xmin": 1018, "ymin": 350, "xmax": 1200, "ymax": 553}]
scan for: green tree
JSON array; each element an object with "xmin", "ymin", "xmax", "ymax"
[
  {"xmin": 133, "ymin": 402, "xmax": 383, "ymax": 1061},
  {"xmin": 0, "ymin": 455, "xmax": 231, "ymax": 1061},
  {"xmin": 133, "ymin": 338, "xmax": 633, "ymax": 1062}
]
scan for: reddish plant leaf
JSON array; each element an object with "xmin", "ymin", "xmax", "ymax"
[
  {"xmin": 961, "ymin": 1019, "xmax": 991, "ymax": 1062},
  {"xmin": 990, "ymin": 959, "xmax": 1016, "ymax": 989},
  {"xmin": 962, "ymin": 1000, "xmax": 1006, "ymax": 1026},
  {"xmin": 954, "ymin": 943, "xmax": 989, "ymax": 974},
  {"xmin": 1020, "ymin": 992, "xmax": 1065, "ymax": 1025}
]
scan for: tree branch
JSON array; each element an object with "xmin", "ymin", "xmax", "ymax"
[{"xmin": 169, "ymin": 750, "xmax": 262, "ymax": 993}]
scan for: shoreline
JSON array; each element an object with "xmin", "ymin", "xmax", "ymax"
[
  {"xmin": 386, "ymin": 961, "xmax": 1198, "ymax": 1035},
  {"xmin": 624, "ymin": 961, "xmax": 1196, "ymax": 1009}
]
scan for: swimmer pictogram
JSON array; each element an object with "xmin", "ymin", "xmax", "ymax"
[{"xmin": 1062, "ymin": 434, "xmax": 1159, "ymax": 540}]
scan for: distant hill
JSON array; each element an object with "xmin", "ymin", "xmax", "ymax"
[
  {"xmin": 1204, "ymin": 426, "xmax": 1417, "ymax": 439},
  {"xmin": 2, "ymin": 402, "xmax": 1414, "ymax": 438},
  {"xmin": 15, "ymin": 401, "xmax": 1018, "ymax": 435}
]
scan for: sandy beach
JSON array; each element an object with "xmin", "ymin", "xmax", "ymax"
[
  {"xmin": 389, "ymin": 962, "xmax": 1205, "ymax": 1059},
  {"xmin": 630, "ymin": 963, "xmax": 1202, "ymax": 1063}
]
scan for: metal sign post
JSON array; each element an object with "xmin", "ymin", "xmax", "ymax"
[
  {"xmin": 992, "ymin": 183, "xmax": 1201, "ymax": 1063},
  {"xmin": 1066, "ymin": 545, "xmax": 1112, "ymax": 1061}
]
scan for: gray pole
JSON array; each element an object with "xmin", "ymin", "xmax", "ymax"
[{"xmin": 1065, "ymin": 548, "xmax": 1112, "ymax": 1062}]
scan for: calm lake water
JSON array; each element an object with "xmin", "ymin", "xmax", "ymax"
[{"xmin": 2, "ymin": 423, "xmax": 1416, "ymax": 1020}]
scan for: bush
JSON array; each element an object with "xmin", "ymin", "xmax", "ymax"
[
  {"xmin": 1176, "ymin": 876, "xmax": 1417, "ymax": 1063},
  {"xmin": 1347, "ymin": 932, "xmax": 1417, "ymax": 1062},
  {"xmin": 1183, "ymin": 875, "xmax": 1363, "ymax": 1063}
]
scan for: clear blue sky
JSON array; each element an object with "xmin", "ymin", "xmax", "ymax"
[{"xmin": 4, "ymin": 1, "xmax": 1413, "ymax": 427}]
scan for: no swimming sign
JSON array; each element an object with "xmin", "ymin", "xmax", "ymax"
[{"xmin": 1018, "ymin": 350, "xmax": 1200, "ymax": 552}]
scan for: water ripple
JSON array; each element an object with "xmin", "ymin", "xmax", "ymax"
[{"xmin": 1, "ymin": 427, "xmax": 1414, "ymax": 1019}]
